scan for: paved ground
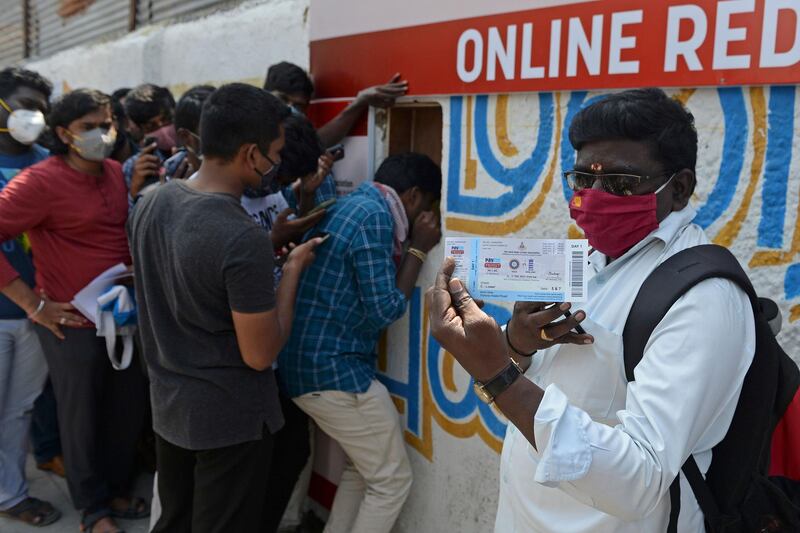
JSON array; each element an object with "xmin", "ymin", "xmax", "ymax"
[
  {"xmin": 0, "ymin": 458, "xmax": 326, "ymax": 533},
  {"xmin": 0, "ymin": 456, "xmax": 154, "ymax": 533}
]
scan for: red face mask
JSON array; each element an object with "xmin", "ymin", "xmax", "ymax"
[
  {"xmin": 151, "ymin": 124, "xmax": 177, "ymax": 153},
  {"xmin": 569, "ymin": 188, "xmax": 659, "ymax": 258}
]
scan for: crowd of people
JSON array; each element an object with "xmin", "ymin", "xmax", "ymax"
[
  {"xmin": 0, "ymin": 56, "xmax": 796, "ymax": 533},
  {"xmin": 0, "ymin": 62, "xmax": 440, "ymax": 533}
]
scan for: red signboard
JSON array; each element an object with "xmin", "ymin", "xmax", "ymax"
[{"xmin": 311, "ymin": 0, "xmax": 800, "ymax": 98}]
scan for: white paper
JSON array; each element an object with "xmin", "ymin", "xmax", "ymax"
[
  {"xmin": 71, "ymin": 263, "xmax": 132, "ymax": 324},
  {"xmin": 445, "ymin": 237, "xmax": 589, "ymax": 303}
]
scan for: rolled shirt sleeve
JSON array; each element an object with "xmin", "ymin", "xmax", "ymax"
[{"xmin": 531, "ymin": 278, "xmax": 755, "ymax": 521}]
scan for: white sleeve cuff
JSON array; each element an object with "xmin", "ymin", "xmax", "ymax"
[{"xmin": 533, "ymin": 384, "xmax": 593, "ymax": 485}]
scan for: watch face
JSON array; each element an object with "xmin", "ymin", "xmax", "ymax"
[{"xmin": 473, "ymin": 382, "xmax": 494, "ymax": 404}]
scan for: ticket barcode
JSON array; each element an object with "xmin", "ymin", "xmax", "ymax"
[{"xmin": 570, "ymin": 251, "xmax": 584, "ymax": 300}]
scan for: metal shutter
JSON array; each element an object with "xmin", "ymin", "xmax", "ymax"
[
  {"xmin": 135, "ymin": 0, "xmax": 152, "ymax": 28},
  {"xmin": 14, "ymin": 0, "xmax": 244, "ymax": 63},
  {"xmin": 137, "ymin": 0, "xmax": 238, "ymax": 26},
  {"xmin": 0, "ymin": 1, "xmax": 26, "ymax": 68},
  {"xmin": 26, "ymin": 0, "xmax": 130, "ymax": 60}
]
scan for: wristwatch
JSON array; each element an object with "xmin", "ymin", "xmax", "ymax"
[{"xmin": 473, "ymin": 358, "xmax": 524, "ymax": 404}]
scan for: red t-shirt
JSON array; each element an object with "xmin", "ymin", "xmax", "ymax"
[{"xmin": 0, "ymin": 155, "xmax": 131, "ymax": 307}]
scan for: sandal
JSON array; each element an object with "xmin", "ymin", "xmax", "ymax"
[
  {"xmin": 109, "ymin": 496, "xmax": 149, "ymax": 520},
  {"xmin": 0, "ymin": 497, "xmax": 62, "ymax": 527},
  {"xmin": 80, "ymin": 509, "xmax": 125, "ymax": 533}
]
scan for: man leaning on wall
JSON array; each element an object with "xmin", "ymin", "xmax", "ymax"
[{"xmin": 279, "ymin": 153, "xmax": 443, "ymax": 533}]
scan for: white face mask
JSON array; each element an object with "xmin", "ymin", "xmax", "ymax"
[
  {"xmin": 68, "ymin": 127, "xmax": 117, "ymax": 162},
  {"xmin": 0, "ymin": 99, "xmax": 46, "ymax": 145}
]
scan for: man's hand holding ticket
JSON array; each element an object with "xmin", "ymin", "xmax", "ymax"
[{"xmin": 445, "ymin": 237, "xmax": 589, "ymax": 303}]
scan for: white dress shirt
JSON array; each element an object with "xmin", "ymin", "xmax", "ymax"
[{"xmin": 495, "ymin": 207, "xmax": 756, "ymax": 533}]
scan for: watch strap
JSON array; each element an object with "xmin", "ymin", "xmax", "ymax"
[{"xmin": 478, "ymin": 359, "xmax": 523, "ymax": 402}]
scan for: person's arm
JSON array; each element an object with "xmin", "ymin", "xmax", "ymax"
[
  {"xmin": 316, "ymin": 74, "xmax": 409, "ymax": 147},
  {"xmin": 295, "ymin": 154, "xmax": 335, "ymax": 216},
  {"xmin": 394, "ymin": 253, "xmax": 424, "ymax": 300},
  {"xmin": 427, "ymin": 258, "xmax": 534, "ymax": 415},
  {"xmin": 270, "ymin": 208, "xmax": 327, "ymax": 250},
  {"xmin": 2, "ymin": 278, "xmax": 85, "ymax": 339},
  {"xmin": 231, "ymin": 233, "xmax": 322, "ymax": 371},
  {"xmin": 128, "ymin": 144, "xmax": 161, "ymax": 199},
  {"xmin": 429, "ymin": 258, "xmax": 755, "ymax": 520},
  {"xmin": 0, "ymin": 168, "xmax": 85, "ymax": 338},
  {"xmin": 349, "ymin": 210, "xmax": 409, "ymax": 330},
  {"xmin": 503, "ymin": 301, "xmax": 594, "ymax": 371},
  {"xmin": 395, "ymin": 211, "xmax": 441, "ymax": 298}
]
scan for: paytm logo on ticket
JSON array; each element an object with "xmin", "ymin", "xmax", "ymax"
[{"xmin": 445, "ymin": 237, "xmax": 588, "ymax": 303}]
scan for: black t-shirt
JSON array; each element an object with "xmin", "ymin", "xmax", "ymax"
[{"xmin": 129, "ymin": 180, "xmax": 282, "ymax": 450}]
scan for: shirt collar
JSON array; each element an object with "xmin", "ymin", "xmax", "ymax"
[{"xmin": 589, "ymin": 205, "xmax": 698, "ymax": 272}]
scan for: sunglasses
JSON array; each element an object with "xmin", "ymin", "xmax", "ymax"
[{"xmin": 564, "ymin": 170, "xmax": 675, "ymax": 196}]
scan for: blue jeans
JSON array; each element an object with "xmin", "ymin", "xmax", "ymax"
[{"xmin": 0, "ymin": 319, "xmax": 47, "ymax": 510}]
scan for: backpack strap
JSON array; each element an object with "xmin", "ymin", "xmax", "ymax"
[
  {"xmin": 684, "ymin": 456, "xmax": 723, "ymax": 522},
  {"xmin": 623, "ymin": 244, "xmax": 757, "ymax": 381},
  {"xmin": 667, "ymin": 479, "xmax": 681, "ymax": 533},
  {"xmin": 667, "ymin": 457, "xmax": 725, "ymax": 533},
  {"xmin": 623, "ymin": 244, "xmax": 759, "ymax": 531}
]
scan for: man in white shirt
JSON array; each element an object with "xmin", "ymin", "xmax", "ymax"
[{"xmin": 428, "ymin": 88, "xmax": 755, "ymax": 532}]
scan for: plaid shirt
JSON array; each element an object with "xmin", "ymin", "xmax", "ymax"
[
  {"xmin": 279, "ymin": 182, "xmax": 407, "ymax": 397},
  {"xmin": 122, "ymin": 149, "xmax": 163, "ymax": 191},
  {"xmin": 282, "ymin": 172, "xmax": 337, "ymax": 210}
]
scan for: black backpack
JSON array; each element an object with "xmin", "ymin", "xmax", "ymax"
[{"xmin": 622, "ymin": 244, "xmax": 800, "ymax": 532}]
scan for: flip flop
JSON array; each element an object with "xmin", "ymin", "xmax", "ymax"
[
  {"xmin": 0, "ymin": 497, "xmax": 62, "ymax": 527},
  {"xmin": 110, "ymin": 496, "xmax": 150, "ymax": 520}
]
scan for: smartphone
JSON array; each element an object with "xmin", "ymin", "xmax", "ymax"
[
  {"xmin": 305, "ymin": 231, "xmax": 330, "ymax": 245},
  {"xmin": 308, "ymin": 198, "xmax": 337, "ymax": 215},
  {"xmin": 140, "ymin": 136, "xmax": 161, "ymax": 183},
  {"xmin": 327, "ymin": 143, "xmax": 345, "ymax": 161}
]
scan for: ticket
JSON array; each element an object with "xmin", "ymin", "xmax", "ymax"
[{"xmin": 444, "ymin": 237, "xmax": 589, "ymax": 303}]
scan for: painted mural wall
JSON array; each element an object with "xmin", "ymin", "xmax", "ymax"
[{"xmin": 379, "ymin": 86, "xmax": 800, "ymax": 532}]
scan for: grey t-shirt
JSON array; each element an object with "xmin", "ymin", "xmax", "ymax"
[{"xmin": 129, "ymin": 180, "xmax": 283, "ymax": 450}]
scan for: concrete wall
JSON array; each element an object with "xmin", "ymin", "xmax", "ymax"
[
  {"xmin": 23, "ymin": 3, "xmax": 800, "ymax": 532},
  {"xmin": 378, "ymin": 87, "xmax": 800, "ymax": 532},
  {"xmin": 26, "ymin": 0, "xmax": 310, "ymax": 95}
]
